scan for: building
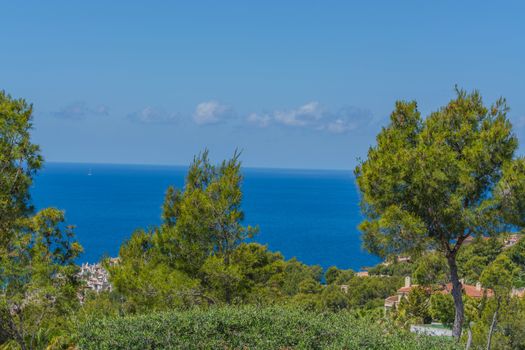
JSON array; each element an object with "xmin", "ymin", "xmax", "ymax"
[
  {"xmin": 384, "ymin": 276, "xmax": 418, "ymax": 311},
  {"xmin": 78, "ymin": 261, "xmax": 113, "ymax": 293},
  {"xmin": 462, "ymin": 234, "xmax": 521, "ymax": 249},
  {"xmin": 396, "ymin": 255, "xmax": 411, "ymax": 263},
  {"xmin": 504, "ymin": 234, "xmax": 522, "ymax": 249},
  {"xmin": 438, "ymin": 281, "xmax": 493, "ymax": 299},
  {"xmin": 511, "ymin": 287, "xmax": 525, "ymax": 298},
  {"xmin": 384, "ymin": 276, "xmax": 494, "ymax": 312}
]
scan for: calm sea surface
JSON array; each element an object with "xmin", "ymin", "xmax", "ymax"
[{"xmin": 31, "ymin": 163, "xmax": 379, "ymax": 270}]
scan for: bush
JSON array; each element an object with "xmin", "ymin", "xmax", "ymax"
[
  {"xmin": 78, "ymin": 306, "xmax": 460, "ymax": 349},
  {"xmin": 429, "ymin": 294, "xmax": 455, "ymax": 326}
]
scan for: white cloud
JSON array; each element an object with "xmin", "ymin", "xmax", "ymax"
[
  {"xmin": 246, "ymin": 102, "xmax": 372, "ymax": 134},
  {"xmin": 324, "ymin": 107, "xmax": 371, "ymax": 134},
  {"xmin": 325, "ymin": 118, "xmax": 358, "ymax": 134},
  {"xmin": 247, "ymin": 113, "xmax": 272, "ymax": 128},
  {"xmin": 54, "ymin": 102, "xmax": 109, "ymax": 120},
  {"xmin": 274, "ymin": 101, "xmax": 324, "ymax": 127},
  {"xmin": 193, "ymin": 101, "xmax": 231, "ymax": 125},
  {"xmin": 127, "ymin": 106, "xmax": 178, "ymax": 124}
]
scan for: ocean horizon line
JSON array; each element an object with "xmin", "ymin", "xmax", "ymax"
[{"xmin": 43, "ymin": 160, "xmax": 355, "ymax": 175}]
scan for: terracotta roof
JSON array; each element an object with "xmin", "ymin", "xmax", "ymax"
[
  {"xmin": 398, "ymin": 285, "xmax": 416, "ymax": 293},
  {"xmin": 384, "ymin": 295, "xmax": 400, "ymax": 307},
  {"xmin": 397, "ymin": 282, "xmax": 494, "ymax": 298},
  {"xmin": 504, "ymin": 234, "xmax": 522, "ymax": 248},
  {"xmin": 512, "ymin": 288, "xmax": 525, "ymax": 298},
  {"xmin": 441, "ymin": 283, "xmax": 494, "ymax": 298}
]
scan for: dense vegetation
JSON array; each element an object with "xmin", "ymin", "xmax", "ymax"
[
  {"xmin": 355, "ymin": 88, "xmax": 525, "ymax": 338},
  {"xmin": 367, "ymin": 239, "xmax": 525, "ymax": 349},
  {"xmin": 2, "ymin": 89, "xmax": 525, "ymax": 349},
  {"xmin": 78, "ymin": 306, "xmax": 460, "ymax": 350},
  {"xmin": 0, "ymin": 91, "xmax": 82, "ymax": 350}
]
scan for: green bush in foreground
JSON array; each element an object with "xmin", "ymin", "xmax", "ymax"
[{"xmin": 78, "ymin": 306, "xmax": 460, "ymax": 350}]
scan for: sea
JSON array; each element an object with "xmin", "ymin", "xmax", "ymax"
[{"xmin": 31, "ymin": 162, "xmax": 379, "ymax": 271}]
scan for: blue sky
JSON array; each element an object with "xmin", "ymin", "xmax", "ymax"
[{"xmin": 1, "ymin": 1, "xmax": 524, "ymax": 170}]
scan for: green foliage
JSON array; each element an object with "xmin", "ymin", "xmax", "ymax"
[
  {"xmin": 355, "ymin": 88, "xmax": 520, "ymax": 259},
  {"xmin": 468, "ymin": 297, "xmax": 525, "ymax": 350},
  {"xmin": 457, "ymin": 237, "xmax": 503, "ymax": 284},
  {"xmin": 429, "ymin": 294, "xmax": 455, "ymax": 326},
  {"xmin": 457, "ymin": 255, "xmax": 525, "ymax": 349},
  {"xmin": 490, "ymin": 297, "xmax": 525, "ymax": 349},
  {"xmin": 0, "ymin": 91, "xmax": 43, "ymax": 243},
  {"xmin": 108, "ymin": 228, "xmax": 200, "ymax": 313},
  {"xmin": 298, "ymin": 278, "xmax": 322, "ymax": 294},
  {"xmin": 110, "ymin": 153, "xmax": 331, "ymax": 309},
  {"xmin": 219, "ymin": 243, "xmax": 286, "ymax": 304},
  {"xmin": 355, "ymin": 88, "xmax": 525, "ymax": 336},
  {"xmin": 78, "ymin": 306, "xmax": 460, "ymax": 350},
  {"xmin": 117, "ymin": 261, "xmax": 199, "ymax": 312},
  {"xmin": 502, "ymin": 236, "xmax": 525, "ymax": 287},
  {"xmin": 324, "ymin": 266, "xmax": 340, "ymax": 284},
  {"xmin": 280, "ymin": 258, "xmax": 322, "ymax": 296},
  {"xmin": 288, "ymin": 274, "xmax": 401, "ymax": 313},
  {"xmin": 110, "ymin": 151, "xmax": 262, "ymax": 308},
  {"xmin": 324, "ymin": 266, "xmax": 354, "ymax": 284},
  {"xmin": 397, "ymin": 287, "xmax": 431, "ymax": 326},
  {"xmin": 344, "ymin": 276, "xmax": 402, "ymax": 309},
  {"xmin": 413, "ymin": 252, "xmax": 448, "ymax": 286},
  {"xmin": 480, "ymin": 255, "xmax": 517, "ymax": 297},
  {"xmin": 368, "ymin": 261, "xmax": 415, "ymax": 277},
  {"xmin": 201, "ymin": 255, "xmax": 245, "ymax": 303},
  {"xmin": 157, "ymin": 149, "xmax": 258, "ymax": 275},
  {"xmin": 0, "ymin": 91, "xmax": 82, "ymax": 349},
  {"xmin": 319, "ymin": 285, "xmax": 349, "ymax": 312},
  {"xmin": 76, "ymin": 291, "xmax": 123, "ymax": 321},
  {"xmin": 0, "ymin": 208, "xmax": 82, "ymax": 349},
  {"xmin": 290, "ymin": 293, "xmax": 320, "ymax": 311}
]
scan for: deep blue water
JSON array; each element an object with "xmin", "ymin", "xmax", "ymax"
[{"xmin": 31, "ymin": 163, "xmax": 379, "ymax": 270}]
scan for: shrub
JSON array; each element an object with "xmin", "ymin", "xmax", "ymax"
[{"xmin": 78, "ymin": 306, "xmax": 460, "ymax": 349}]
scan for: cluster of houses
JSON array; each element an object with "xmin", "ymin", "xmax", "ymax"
[
  {"xmin": 386, "ymin": 277, "xmax": 483, "ymax": 311},
  {"xmin": 504, "ymin": 234, "xmax": 522, "ymax": 248},
  {"xmin": 339, "ymin": 234, "xmax": 525, "ymax": 313},
  {"xmin": 384, "ymin": 276, "xmax": 525, "ymax": 312},
  {"xmin": 383, "ymin": 234, "xmax": 524, "ymax": 311},
  {"xmin": 77, "ymin": 258, "xmax": 118, "ymax": 294},
  {"xmin": 385, "ymin": 276, "xmax": 525, "ymax": 312},
  {"xmin": 462, "ymin": 233, "xmax": 522, "ymax": 249},
  {"xmin": 338, "ymin": 272, "xmax": 517, "ymax": 312}
]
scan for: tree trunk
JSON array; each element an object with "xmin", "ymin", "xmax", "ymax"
[
  {"xmin": 465, "ymin": 323, "xmax": 473, "ymax": 350},
  {"xmin": 224, "ymin": 254, "xmax": 232, "ymax": 304},
  {"xmin": 447, "ymin": 254, "xmax": 464, "ymax": 340},
  {"xmin": 486, "ymin": 307, "xmax": 498, "ymax": 350}
]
